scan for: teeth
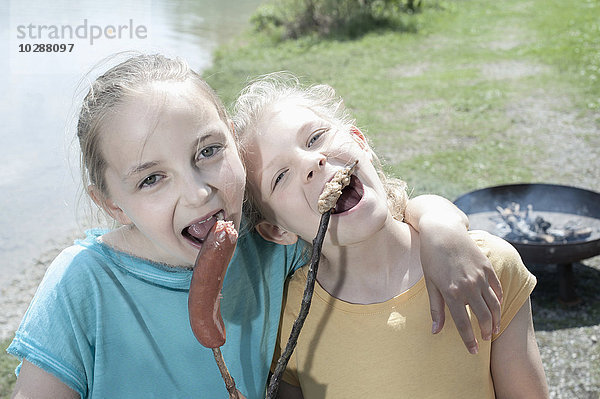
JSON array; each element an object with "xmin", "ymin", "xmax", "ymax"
[
  {"xmin": 197, "ymin": 214, "xmax": 213, "ymax": 224},
  {"xmin": 187, "ymin": 211, "xmax": 222, "ymax": 235}
]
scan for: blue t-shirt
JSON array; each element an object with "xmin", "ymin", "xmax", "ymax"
[{"xmin": 8, "ymin": 228, "xmax": 305, "ymax": 398}]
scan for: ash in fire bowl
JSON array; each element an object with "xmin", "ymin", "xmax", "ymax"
[{"xmin": 468, "ymin": 202, "xmax": 600, "ymax": 245}]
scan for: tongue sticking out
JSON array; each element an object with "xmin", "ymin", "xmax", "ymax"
[
  {"xmin": 187, "ymin": 216, "xmax": 218, "ymax": 242},
  {"xmin": 333, "ymin": 175, "xmax": 364, "ymax": 214}
]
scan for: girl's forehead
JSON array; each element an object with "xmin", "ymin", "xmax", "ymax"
[
  {"xmin": 269, "ymin": 97, "xmax": 312, "ymax": 115},
  {"xmin": 115, "ymin": 82, "xmax": 223, "ymax": 126},
  {"xmin": 260, "ymin": 101, "xmax": 319, "ymax": 128},
  {"xmin": 101, "ymin": 81, "xmax": 230, "ymax": 148},
  {"xmin": 256, "ymin": 102, "xmax": 341, "ymax": 144},
  {"xmin": 142, "ymin": 80, "xmax": 218, "ymax": 109}
]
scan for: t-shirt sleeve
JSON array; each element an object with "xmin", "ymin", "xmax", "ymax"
[
  {"xmin": 270, "ymin": 270, "xmax": 306, "ymax": 387},
  {"xmin": 7, "ymin": 245, "xmax": 98, "ymax": 398},
  {"xmin": 469, "ymin": 231, "xmax": 537, "ymax": 341}
]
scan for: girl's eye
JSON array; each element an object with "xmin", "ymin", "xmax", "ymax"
[
  {"xmin": 197, "ymin": 145, "xmax": 223, "ymax": 160},
  {"xmin": 273, "ymin": 169, "xmax": 288, "ymax": 191},
  {"xmin": 307, "ymin": 128, "xmax": 328, "ymax": 148},
  {"xmin": 139, "ymin": 174, "xmax": 162, "ymax": 188}
]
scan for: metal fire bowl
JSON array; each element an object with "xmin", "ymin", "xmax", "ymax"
[{"xmin": 454, "ymin": 183, "xmax": 600, "ymax": 265}]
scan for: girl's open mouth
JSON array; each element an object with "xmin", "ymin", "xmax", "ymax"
[
  {"xmin": 182, "ymin": 211, "xmax": 223, "ymax": 246},
  {"xmin": 332, "ymin": 175, "xmax": 364, "ymax": 214}
]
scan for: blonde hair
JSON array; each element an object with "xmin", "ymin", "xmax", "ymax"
[
  {"xmin": 77, "ymin": 53, "xmax": 230, "ymax": 198},
  {"xmin": 232, "ymin": 72, "xmax": 408, "ymax": 228}
]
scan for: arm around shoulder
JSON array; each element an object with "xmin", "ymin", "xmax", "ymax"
[
  {"xmin": 404, "ymin": 194, "xmax": 503, "ymax": 354},
  {"xmin": 12, "ymin": 360, "xmax": 79, "ymax": 399},
  {"xmin": 490, "ymin": 298, "xmax": 549, "ymax": 398}
]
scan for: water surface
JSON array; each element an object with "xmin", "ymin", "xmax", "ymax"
[{"xmin": 0, "ymin": 0, "xmax": 262, "ymax": 288}]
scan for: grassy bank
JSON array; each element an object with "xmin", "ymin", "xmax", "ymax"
[
  {"xmin": 0, "ymin": 339, "xmax": 18, "ymax": 397},
  {"xmin": 206, "ymin": 0, "xmax": 599, "ymax": 199}
]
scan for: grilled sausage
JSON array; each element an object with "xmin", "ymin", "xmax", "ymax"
[{"xmin": 188, "ymin": 220, "xmax": 238, "ymax": 348}]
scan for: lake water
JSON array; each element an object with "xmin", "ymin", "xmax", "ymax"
[{"xmin": 0, "ymin": 0, "xmax": 262, "ymax": 289}]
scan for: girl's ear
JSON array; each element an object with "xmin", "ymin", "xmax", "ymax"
[
  {"xmin": 88, "ymin": 185, "xmax": 132, "ymax": 225},
  {"xmin": 349, "ymin": 126, "xmax": 369, "ymax": 151},
  {"xmin": 255, "ymin": 221, "xmax": 299, "ymax": 245}
]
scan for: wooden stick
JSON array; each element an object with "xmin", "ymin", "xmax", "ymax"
[
  {"xmin": 266, "ymin": 161, "xmax": 357, "ymax": 398},
  {"xmin": 212, "ymin": 347, "xmax": 240, "ymax": 399},
  {"xmin": 266, "ymin": 210, "xmax": 332, "ymax": 398}
]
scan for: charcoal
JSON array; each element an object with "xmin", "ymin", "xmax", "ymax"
[{"xmin": 495, "ymin": 202, "xmax": 592, "ymax": 243}]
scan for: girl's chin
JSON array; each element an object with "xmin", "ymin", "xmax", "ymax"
[{"xmin": 330, "ymin": 198, "xmax": 388, "ymax": 231}]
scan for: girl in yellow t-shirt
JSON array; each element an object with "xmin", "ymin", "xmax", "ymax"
[{"xmin": 234, "ymin": 73, "xmax": 549, "ymax": 399}]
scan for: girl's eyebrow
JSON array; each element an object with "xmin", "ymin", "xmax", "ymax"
[
  {"xmin": 194, "ymin": 132, "xmax": 215, "ymax": 153},
  {"xmin": 124, "ymin": 132, "xmax": 217, "ymax": 180},
  {"xmin": 263, "ymin": 120, "xmax": 321, "ymax": 172},
  {"xmin": 125, "ymin": 161, "xmax": 159, "ymax": 179},
  {"xmin": 297, "ymin": 120, "xmax": 320, "ymax": 138}
]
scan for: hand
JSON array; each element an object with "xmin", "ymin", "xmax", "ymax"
[
  {"xmin": 418, "ymin": 218, "xmax": 503, "ymax": 354},
  {"xmin": 403, "ymin": 194, "xmax": 503, "ymax": 354}
]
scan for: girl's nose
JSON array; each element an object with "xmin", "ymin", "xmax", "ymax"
[
  {"xmin": 305, "ymin": 154, "xmax": 326, "ymax": 182},
  {"xmin": 181, "ymin": 175, "xmax": 213, "ymax": 207}
]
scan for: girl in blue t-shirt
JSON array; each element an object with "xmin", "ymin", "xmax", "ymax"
[{"xmin": 9, "ymin": 54, "xmax": 503, "ymax": 399}]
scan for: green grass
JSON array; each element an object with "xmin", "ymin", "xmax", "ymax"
[
  {"xmin": 206, "ymin": 0, "xmax": 599, "ymax": 200},
  {"xmin": 0, "ymin": 339, "xmax": 18, "ymax": 398}
]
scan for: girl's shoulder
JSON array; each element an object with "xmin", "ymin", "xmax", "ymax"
[
  {"xmin": 42, "ymin": 229, "xmax": 116, "ymax": 286},
  {"xmin": 468, "ymin": 230, "xmax": 536, "ymax": 290},
  {"xmin": 56, "ymin": 228, "xmax": 115, "ymax": 266},
  {"xmin": 468, "ymin": 230, "xmax": 523, "ymax": 266}
]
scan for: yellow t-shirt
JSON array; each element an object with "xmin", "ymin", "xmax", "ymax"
[{"xmin": 272, "ymin": 230, "xmax": 536, "ymax": 399}]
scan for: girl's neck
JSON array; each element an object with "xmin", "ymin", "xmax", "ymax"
[
  {"xmin": 101, "ymin": 225, "xmax": 183, "ymax": 268},
  {"xmin": 101, "ymin": 225, "xmax": 147, "ymax": 257},
  {"xmin": 316, "ymin": 217, "xmax": 423, "ymax": 305}
]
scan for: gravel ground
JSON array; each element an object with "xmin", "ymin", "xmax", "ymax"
[{"xmin": 529, "ymin": 257, "xmax": 600, "ymax": 399}]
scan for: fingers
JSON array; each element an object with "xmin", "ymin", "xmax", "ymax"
[
  {"xmin": 446, "ymin": 300, "xmax": 479, "ymax": 355},
  {"xmin": 428, "ymin": 280, "xmax": 480, "ymax": 353},
  {"xmin": 427, "ymin": 284, "xmax": 446, "ymax": 334},
  {"xmin": 440, "ymin": 269, "xmax": 502, "ymax": 354},
  {"xmin": 468, "ymin": 295, "xmax": 494, "ymax": 341},
  {"xmin": 468, "ymin": 275, "xmax": 502, "ymax": 342},
  {"xmin": 484, "ymin": 284, "xmax": 502, "ymax": 336},
  {"xmin": 475, "ymin": 262, "xmax": 503, "ymax": 339},
  {"xmin": 487, "ymin": 266, "xmax": 504, "ymax": 306}
]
